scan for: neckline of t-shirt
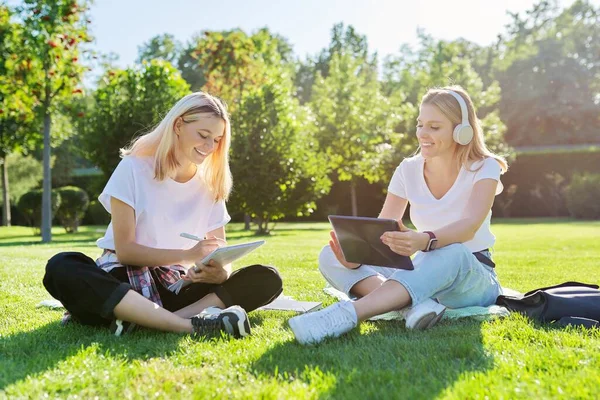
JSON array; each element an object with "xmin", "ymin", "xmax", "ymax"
[
  {"xmin": 419, "ymin": 158, "xmax": 464, "ymax": 202},
  {"xmin": 167, "ymin": 164, "xmax": 200, "ymax": 186}
]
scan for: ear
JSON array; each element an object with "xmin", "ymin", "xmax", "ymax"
[{"xmin": 174, "ymin": 117, "xmax": 182, "ymax": 136}]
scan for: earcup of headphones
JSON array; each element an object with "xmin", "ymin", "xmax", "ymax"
[{"xmin": 453, "ymin": 124, "xmax": 474, "ymax": 145}]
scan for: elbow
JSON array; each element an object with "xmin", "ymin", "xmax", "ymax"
[
  {"xmin": 114, "ymin": 242, "xmax": 136, "ymax": 265},
  {"xmin": 464, "ymin": 218, "xmax": 483, "ymax": 241}
]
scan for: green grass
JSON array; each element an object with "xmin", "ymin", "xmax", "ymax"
[{"xmin": 1, "ymin": 220, "xmax": 599, "ymax": 399}]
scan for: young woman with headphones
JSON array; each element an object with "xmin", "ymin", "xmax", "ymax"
[{"xmin": 289, "ymin": 86, "xmax": 508, "ymax": 345}]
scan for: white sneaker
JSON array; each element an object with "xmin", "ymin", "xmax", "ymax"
[
  {"xmin": 288, "ymin": 301, "xmax": 358, "ymax": 345},
  {"xmin": 198, "ymin": 306, "xmax": 223, "ymax": 316},
  {"xmin": 405, "ymin": 299, "xmax": 446, "ymax": 330}
]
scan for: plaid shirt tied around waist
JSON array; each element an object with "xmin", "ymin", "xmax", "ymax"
[{"xmin": 95, "ymin": 249, "xmax": 187, "ymax": 306}]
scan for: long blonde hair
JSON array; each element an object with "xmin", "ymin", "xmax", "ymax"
[
  {"xmin": 420, "ymin": 86, "xmax": 508, "ymax": 173},
  {"xmin": 120, "ymin": 92, "xmax": 232, "ymax": 201}
]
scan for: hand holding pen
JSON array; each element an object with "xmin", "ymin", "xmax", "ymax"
[
  {"xmin": 180, "ymin": 232, "xmax": 227, "ymax": 266},
  {"xmin": 180, "ymin": 232, "xmax": 228, "ymax": 284}
]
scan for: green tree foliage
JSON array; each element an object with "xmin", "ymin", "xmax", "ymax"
[
  {"xmin": 180, "ymin": 28, "xmax": 292, "ymax": 111},
  {"xmin": 82, "ymin": 60, "xmax": 190, "ymax": 177},
  {"xmin": 311, "ymin": 52, "xmax": 401, "ymax": 216},
  {"xmin": 0, "ymin": 152, "xmax": 42, "ymax": 207},
  {"xmin": 18, "ymin": 0, "xmax": 92, "ymax": 241},
  {"xmin": 565, "ymin": 172, "xmax": 600, "ymax": 219},
  {"xmin": 55, "ymin": 185, "xmax": 89, "ymax": 233},
  {"xmin": 0, "ymin": 5, "xmax": 38, "ymax": 226},
  {"xmin": 17, "ymin": 188, "xmax": 61, "ymax": 235},
  {"xmin": 295, "ymin": 23, "xmax": 371, "ymax": 104},
  {"xmin": 137, "ymin": 33, "xmax": 182, "ymax": 65},
  {"xmin": 230, "ymin": 79, "xmax": 330, "ymax": 234},
  {"xmin": 497, "ymin": 0, "xmax": 600, "ymax": 146}
]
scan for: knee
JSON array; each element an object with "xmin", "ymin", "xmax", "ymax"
[
  {"xmin": 244, "ymin": 264, "xmax": 283, "ymax": 295},
  {"xmin": 45, "ymin": 252, "xmax": 71, "ymax": 280},
  {"xmin": 44, "ymin": 252, "xmax": 93, "ymax": 284},
  {"xmin": 318, "ymin": 245, "xmax": 339, "ymax": 275}
]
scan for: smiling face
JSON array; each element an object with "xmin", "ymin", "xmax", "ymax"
[
  {"xmin": 416, "ymin": 103, "xmax": 458, "ymax": 160},
  {"xmin": 174, "ymin": 114, "xmax": 225, "ymax": 166}
]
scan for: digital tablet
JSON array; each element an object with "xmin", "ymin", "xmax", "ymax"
[
  {"xmin": 328, "ymin": 215, "xmax": 414, "ymax": 270},
  {"xmin": 195, "ymin": 240, "xmax": 265, "ymax": 270},
  {"xmin": 168, "ymin": 239, "xmax": 266, "ymax": 294}
]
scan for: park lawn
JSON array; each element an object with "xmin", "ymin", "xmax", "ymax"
[{"xmin": 1, "ymin": 219, "xmax": 599, "ymax": 399}]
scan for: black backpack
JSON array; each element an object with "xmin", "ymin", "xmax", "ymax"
[{"xmin": 495, "ymin": 281, "xmax": 600, "ymax": 328}]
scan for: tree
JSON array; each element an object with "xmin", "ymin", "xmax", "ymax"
[
  {"xmin": 18, "ymin": 0, "xmax": 92, "ymax": 242},
  {"xmin": 83, "ymin": 60, "xmax": 190, "ymax": 177},
  {"xmin": 179, "ymin": 28, "xmax": 292, "ymax": 111},
  {"xmin": 311, "ymin": 52, "xmax": 401, "ymax": 216},
  {"xmin": 137, "ymin": 33, "xmax": 182, "ymax": 65},
  {"xmin": 0, "ymin": 5, "xmax": 38, "ymax": 226},
  {"xmin": 496, "ymin": 0, "xmax": 600, "ymax": 146},
  {"xmin": 0, "ymin": 153, "xmax": 42, "ymax": 217},
  {"xmin": 295, "ymin": 23, "xmax": 371, "ymax": 104},
  {"xmin": 230, "ymin": 78, "xmax": 330, "ymax": 234}
]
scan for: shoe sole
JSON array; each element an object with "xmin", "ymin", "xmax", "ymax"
[
  {"xmin": 110, "ymin": 319, "xmax": 137, "ymax": 337},
  {"xmin": 411, "ymin": 308, "xmax": 446, "ymax": 330},
  {"xmin": 220, "ymin": 306, "xmax": 251, "ymax": 338}
]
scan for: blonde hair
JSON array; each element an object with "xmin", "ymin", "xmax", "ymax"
[
  {"xmin": 120, "ymin": 92, "xmax": 232, "ymax": 201},
  {"xmin": 420, "ymin": 85, "xmax": 508, "ymax": 173}
]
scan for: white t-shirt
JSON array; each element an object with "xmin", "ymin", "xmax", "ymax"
[
  {"xmin": 96, "ymin": 156, "xmax": 231, "ymax": 252},
  {"xmin": 387, "ymin": 155, "xmax": 503, "ymax": 252}
]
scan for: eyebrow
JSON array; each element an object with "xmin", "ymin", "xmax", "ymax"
[{"xmin": 416, "ymin": 119, "xmax": 444, "ymax": 124}]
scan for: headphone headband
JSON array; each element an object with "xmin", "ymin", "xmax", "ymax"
[{"xmin": 446, "ymin": 90, "xmax": 469, "ymax": 126}]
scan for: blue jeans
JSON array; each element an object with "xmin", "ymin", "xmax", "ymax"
[{"xmin": 319, "ymin": 243, "xmax": 502, "ymax": 308}]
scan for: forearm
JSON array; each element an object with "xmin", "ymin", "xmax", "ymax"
[
  {"xmin": 115, "ymin": 242, "xmax": 191, "ymax": 267},
  {"xmin": 427, "ymin": 217, "xmax": 480, "ymax": 249}
]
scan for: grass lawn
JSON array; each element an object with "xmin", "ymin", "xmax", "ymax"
[{"xmin": 1, "ymin": 219, "xmax": 599, "ymax": 399}]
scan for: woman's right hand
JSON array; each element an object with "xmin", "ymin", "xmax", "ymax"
[
  {"xmin": 329, "ymin": 231, "xmax": 361, "ymax": 270},
  {"xmin": 184, "ymin": 237, "xmax": 227, "ymax": 264}
]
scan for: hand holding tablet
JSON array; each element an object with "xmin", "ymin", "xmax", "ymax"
[
  {"xmin": 168, "ymin": 233, "xmax": 266, "ymax": 294},
  {"xmin": 328, "ymin": 215, "xmax": 414, "ymax": 270}
]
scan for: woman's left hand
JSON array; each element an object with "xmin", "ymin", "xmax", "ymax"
[
  {"xmin": 183, "ymin": 260, "xmax": 228, "ymax": 284},
  {"xmin": 381, "ymin": 221, "xmax": 430, "ymax": 257}
]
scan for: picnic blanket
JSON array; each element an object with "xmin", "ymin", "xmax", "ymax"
[{"xmin": 323, "ymin": 285, "xmax": 518, "ymax": 321}]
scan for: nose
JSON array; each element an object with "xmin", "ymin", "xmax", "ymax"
[{"xmin": 201, "ymin": 139, "xmax": 216, "ymax": 152}]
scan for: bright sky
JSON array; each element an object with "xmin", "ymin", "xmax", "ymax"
[{"xmin": 87, "ymin": 0, "xmax": 594, "ymax": 68}]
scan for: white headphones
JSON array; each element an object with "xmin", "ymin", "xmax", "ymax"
[{"xmin": 447, "ymin": 90, "xmax": 474, "ymax": 145}]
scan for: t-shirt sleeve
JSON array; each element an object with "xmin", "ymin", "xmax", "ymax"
[
  {"xmin": 206, "ymin": 199, "xmax": 232, "ymax": 232},
  {"xmin": 387, "ymin": 160, "xmax": 407, "ymax": 198},
  {"xmin": 474, "ymin": 157, "xmax": 504, "ymax": 195},
  {"xmin": 98, "ymin": 157, "xmax": 136, "ymax": 213}
]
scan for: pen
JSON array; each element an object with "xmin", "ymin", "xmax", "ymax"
[{"xmin": 180, "ymin": 232, "xmax": 203, "ymax": 241}]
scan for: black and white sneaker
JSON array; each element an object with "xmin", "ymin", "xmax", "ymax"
[
  {"xmin": 191, "ymin": 305, "xmax": 251, "ymax": 339},
  {"xmin": 109, "ymin": 319, "xmax": 137, "ymax": 337}
]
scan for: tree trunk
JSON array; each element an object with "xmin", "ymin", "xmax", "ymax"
[
  {"xmin": 1, "ymin": 155, "xmax": 10, "ymax": 226},
  {"xmin": 41, "ymin": 111, "xmax": 52, "ymax": 243},
  {"xmin": 350, "ymin": 180, "xmax": 358, "ymax": 216}
]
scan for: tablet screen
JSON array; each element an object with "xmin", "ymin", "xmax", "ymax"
[{"xmin": 328, "ymin": 215, "xmax": 414, "ymax": 270}]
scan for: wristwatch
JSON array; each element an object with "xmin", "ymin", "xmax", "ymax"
[{"xmin": 423, "ymin": 231, "xmax": 438, "ymax": 252}]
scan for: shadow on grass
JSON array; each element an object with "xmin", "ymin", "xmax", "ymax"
[
  {"xmin": 251, "ymin": 319, "xmax": 494, "ymax": 398},
  {"xmin": 0, "ymin": 320, "xmax": 186, "ymax": 390},
  {"xmin": 0, "ymin": 309, "xmax": 273, "ymax": 391}
]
